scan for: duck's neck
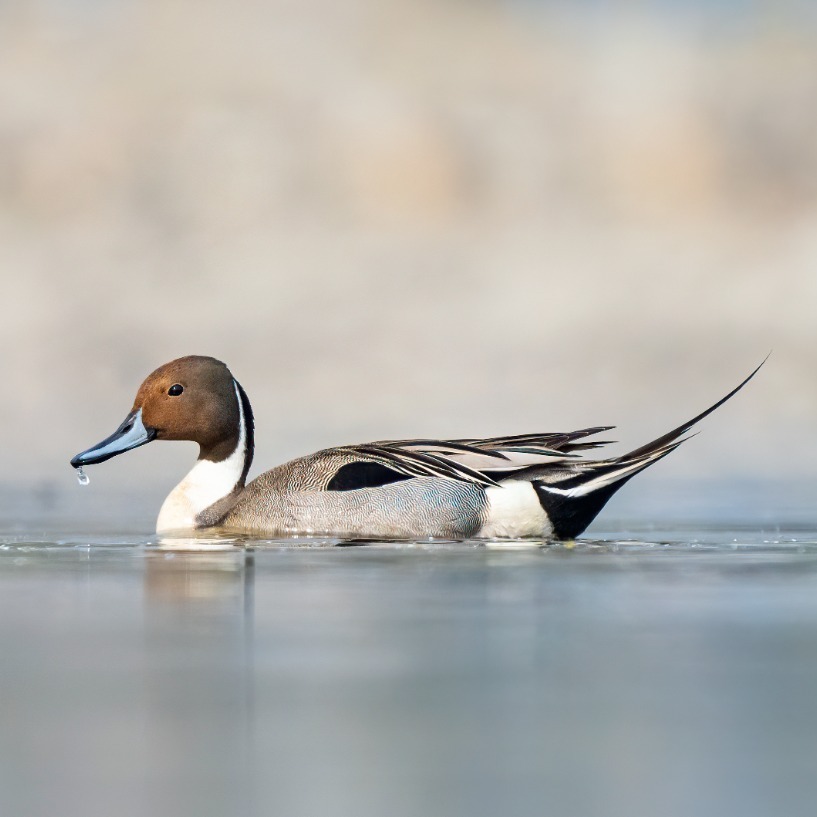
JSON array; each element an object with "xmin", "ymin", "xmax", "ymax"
[{"xmin": 156, "ymin": 381, "xmax": 254, "ymax": 533}]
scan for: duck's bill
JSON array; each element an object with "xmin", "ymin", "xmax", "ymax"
[{"xmin": 70, "ymin": 408, "xmax": 156, "ymax": 467}]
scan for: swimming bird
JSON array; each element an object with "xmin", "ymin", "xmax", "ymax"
[{"xmin": 70, "ymin": 356, "xmax": 763, "ymax": 540}]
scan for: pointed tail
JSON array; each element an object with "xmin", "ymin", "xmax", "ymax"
[{"xmin": 533, "ymin": 357, "xmax": 767, "ymax": 539}]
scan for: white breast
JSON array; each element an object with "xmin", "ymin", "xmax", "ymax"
[{"xmin": 478, "ymin": 481, "xmax": 552, "ymax": 539}]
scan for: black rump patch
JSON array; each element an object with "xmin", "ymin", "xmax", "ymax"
[
  {"xmin": 326, "ymin": 461, "xmax": 412, "ymax": 492},
  {"xmin": 533, "ymin": 478, "xmax": 627, "ymax": 540}
]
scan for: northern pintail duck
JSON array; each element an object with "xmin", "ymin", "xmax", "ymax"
[{"xmin": 70, "ymin": 356, "xmax": 762, "ymax": 540}]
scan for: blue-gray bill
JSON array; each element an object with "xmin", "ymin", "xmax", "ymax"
[{"xmin": 70, "ymin": 408, "xmax": 156, "ymax": 467}]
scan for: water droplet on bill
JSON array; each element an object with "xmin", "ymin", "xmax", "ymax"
[{"xmin": 76, "ymin": 467, "xmax": 90, "ymax": 486}]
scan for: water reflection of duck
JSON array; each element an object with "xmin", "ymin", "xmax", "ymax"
[
  {"xmin": 71, "ymin": 356, "xmax": 763, "ymax": 541},
  {"xmin": 144, "ymin": 548, "xmax": 252, "ymax": 606}
]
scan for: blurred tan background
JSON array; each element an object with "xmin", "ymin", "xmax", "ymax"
[{"xmin": 1, "ymin": 0, "xmax": 815, "ymax": 505}]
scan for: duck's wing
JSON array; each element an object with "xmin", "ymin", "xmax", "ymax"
[
  {"xmin": 329, "ymin": 427, "xmax": 617, "ymax": 489},
  {"xmin": 329, "ymin": 442, "xmax": 503, "ymax": 487},
  {"xmin": 444, "ymin": 427, "xmax": 617, "ymax": 466}
]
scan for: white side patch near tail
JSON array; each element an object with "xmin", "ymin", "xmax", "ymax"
[{"xmin": 478, "ymin": 481, "xmax": 553, "ymax": 539}]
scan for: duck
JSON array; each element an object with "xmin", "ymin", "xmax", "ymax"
[{"xmin": 70, "ymin": 356, "xmax": 763, "ymax": 540}]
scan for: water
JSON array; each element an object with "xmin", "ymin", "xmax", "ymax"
[
  {"xmin": 1, "ymin": 479, "xmax": 816, "ymax": 817},
  {"xmin": 75, "ymin": 466, "xmax": 90, "ymax": 486}
]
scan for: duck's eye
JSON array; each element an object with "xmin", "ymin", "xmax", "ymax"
[{"xmin": 168, "ymin": 384, "xmax": 184, "ymax": 396}]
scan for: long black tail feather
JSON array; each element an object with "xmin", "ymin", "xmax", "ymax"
[
  {"xmin": 532, "ymin": 357, "xmax": 767, "ymax": 539},
  {"xmin": 620, "ymin": 355, "xmax": 767, "ymax": 462}
]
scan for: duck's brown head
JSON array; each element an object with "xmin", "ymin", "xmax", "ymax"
[{"xmin": 71, "ymin": 356, "xmax": 253, "ymax": 468}]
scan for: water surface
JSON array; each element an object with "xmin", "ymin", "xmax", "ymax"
[{"xmin": 1, "ymin": 479, "xmax": 816, "ymax": 817}]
